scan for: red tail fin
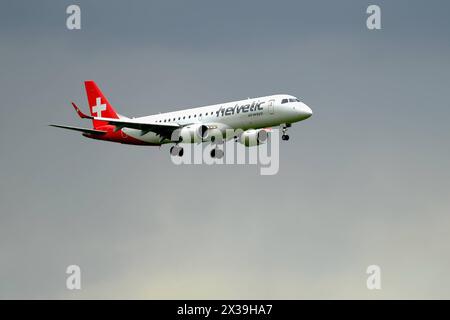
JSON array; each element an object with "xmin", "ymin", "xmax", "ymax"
[{"xmin": 84, "ymin": 80, "xmax": 119, "ymax": 129}]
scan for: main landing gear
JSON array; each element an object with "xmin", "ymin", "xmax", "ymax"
[
  {"xmin": 170, "ymin": 144, "xmax": 224, "ymax": 159},
  {"xmin": 281, "ymin": 123, "xmax": 291, "ymax": 141},
  {"xmin": 210, "ymin": 147, "xmax": 224, "ymax": 159},
  {"xmin": 208, "ymin": 134, "xmax": 224, "ymax": 159},
  {"xmin": 170, "ymin": 145, "xmax": 183, "ymax": 157}
]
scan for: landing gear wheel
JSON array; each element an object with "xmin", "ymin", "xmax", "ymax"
[
  {"xmin": 282, "ymin": 134, "xmax": 290, "ymax": 141},
  {"xmin": 215, "ymin": 149, "xmax": 224, "ymax": 159},
  {"xmin": 170, "ymin": 145, "xmax": 184, "ymax": 157},
  {"xmin": 210, "ymin": 148, "xmax": 224, "ymax": 159}
]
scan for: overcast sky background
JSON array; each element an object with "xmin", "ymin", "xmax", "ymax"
[{"xmin": 1, "ymin": 0, "xmax": 449, "ymax": 299}]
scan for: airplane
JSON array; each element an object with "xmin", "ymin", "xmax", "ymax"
[{"xmin": 50, "ymin": 80, "xmax": 313, "ymax": 158}]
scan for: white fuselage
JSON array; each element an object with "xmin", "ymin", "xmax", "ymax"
[{"xmin": 123, "ymin": 94, "xmax": 312, "ymax": 144}]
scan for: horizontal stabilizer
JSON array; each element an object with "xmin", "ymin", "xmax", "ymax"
[{"xmin": 49, "ymin": 124, "xmax": 107, "ymax": 135}]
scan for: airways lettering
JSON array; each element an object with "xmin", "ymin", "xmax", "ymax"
[{"xmin": 215, "ymin": 101, "xmax": 264, "ymax": 117}]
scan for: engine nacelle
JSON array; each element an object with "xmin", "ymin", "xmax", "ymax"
[
  {"xmin": 173, "ymin": 124, "xmax": 209, "ymax": 143},
  {"xmin": 239, "ymin": 129, "xmax": 269, "ymax": 147}
]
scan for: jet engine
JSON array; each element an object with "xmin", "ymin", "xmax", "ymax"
[{"xmin": 239, "ymin": 129, "xmax": 269, "ymax": 147}]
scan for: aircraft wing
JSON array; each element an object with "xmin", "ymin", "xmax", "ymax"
[{"xmin": 99, "ymin": 117, "xmax": 180, "ymax": 137}]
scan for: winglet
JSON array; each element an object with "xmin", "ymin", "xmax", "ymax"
[{"xmin": 71, "ymin": 102, "xmax": 92, "ymax": 119}]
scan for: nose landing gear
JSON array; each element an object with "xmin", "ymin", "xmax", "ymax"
[{"xmin": 281, "ymin": 123, "xmax": 291, "ymax": 141}]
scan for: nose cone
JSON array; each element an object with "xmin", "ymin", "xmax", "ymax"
[{"xmin": 300, "ymin": 103, "xmax": 313, "ymax": 119}]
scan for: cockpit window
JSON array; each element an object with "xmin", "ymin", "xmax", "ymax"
[{"xmin": 282, "ymin": 98, "xmax": 301, "ymax": 103}]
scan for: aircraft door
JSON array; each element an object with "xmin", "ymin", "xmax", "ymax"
[{"xmin": 268, "ymin": 100, "xmax": 275, "ymax": 114}]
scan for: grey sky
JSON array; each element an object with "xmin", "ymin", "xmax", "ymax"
[{"xmin": 1, "ymin": 0, "xmax": 450, "ymax": 299}]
